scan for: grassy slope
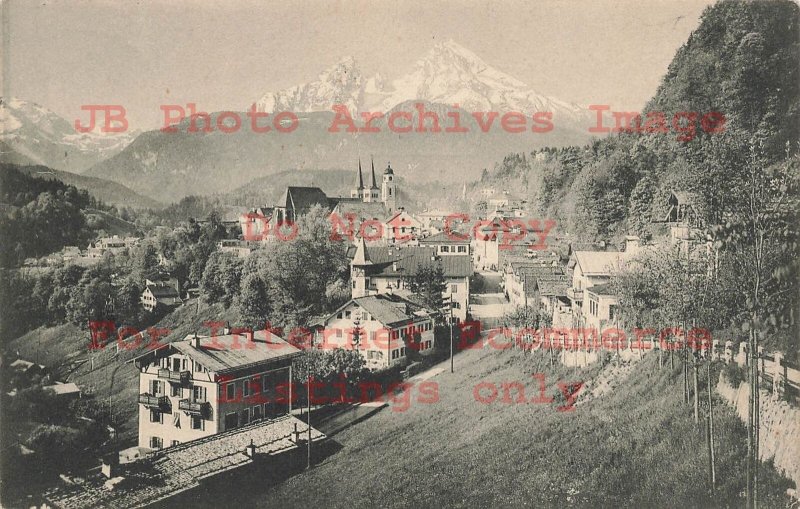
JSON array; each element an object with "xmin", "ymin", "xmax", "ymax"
[
  {"xmin": 199, "ymin": 346, "xmax": 791, "ymax": 508},
  {"xmin": 7, "ymin": 300, "xmax": 241, "ymax": 444}
]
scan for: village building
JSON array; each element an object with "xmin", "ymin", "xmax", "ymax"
[
  {"xmin": 240, "ymin": 159, "xmax": 401, "ymax": 243},
  {"xmin": 350, "ymin": 239, "xmax": 472, "ymax": 321},
  {"xmin": 133, "ymin": 329, "xmax": 301, "ymax": 451},
  {"xmin": 502, "ymin": 263, "xmax": 565, "ymax": 309},
  {"xmin": 87, "ymin": 235, "xmax": 140, "ymax": 258},
  {"xmin": 315, "ymin": 294, "xmax": 436, "ymax": 370},
  {"xmin": 418, "ymin": 231, "xmax": 471, "ymax": 257},
  {"xmin": 582, "ymin": 283, "xmax": 621, "ymax": 332},
  {"xmin": 383, "ymin": 208, "xmax": 422, "ymax": 245},
  {"xmin": 44, "ymin": 415, "xmax": 323, "ymax": 509},
  {"xmin": 140, "ymin": 278, "xmax": 181, "ymax": 312},
  {"xmin": 42, "ymin": 382, "xmax": 82, "ymax": 400}
]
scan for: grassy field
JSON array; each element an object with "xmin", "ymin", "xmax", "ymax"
[
  {"xmin": 8, "ymin": 299, "xmax": 241, "ymax": 444},
  {"xmin": 181, "ymin": 344, "xmax": 793, "ymax": 508}
]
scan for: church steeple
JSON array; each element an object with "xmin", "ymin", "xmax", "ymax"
[
  {"xmin": 351, "ymin": 159, "xmax": 365, "ymax": 198},
  {"xmin": 369, "ymin": 157, "xmax": 378, "ymax": 189}
]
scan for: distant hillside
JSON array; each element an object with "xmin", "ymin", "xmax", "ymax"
[
  {"xmin": 477, "ymin": 0, "xmax": 799, "ymax": 243},
  {"xmin": 8, "ymin": 164, "xmax": 163, "ymax": 209},
  {"xmin": 85, "ymin": 101, "xmax": 590, "ymax": 204}
]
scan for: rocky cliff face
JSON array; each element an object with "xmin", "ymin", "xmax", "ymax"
[{"xmin": 717, "ymin": 376, "xmax": 800, "ymax": 491}]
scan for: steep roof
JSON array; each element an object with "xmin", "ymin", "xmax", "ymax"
[
  {"xmin": 146, "ymin": 284, "xmax": 180, "ymax": 299},
  {"xmin": 361, "ymin": 245, "xmax": 472, "ymax": 278},
  {"xmin": 281, "ymin": 186, "xmax": 332, "ymax": 216},
  {"xmin": 529, "ymin": 275, "xmax": 569, "ymax": 297},
  {"xmin": 572, "ymin": 251, "xmax": 627, "ymax": 276},
  {"xmin": 369, "ymin": 158, "xmax": 379, "ymax": 189},
  {"xmin": 354, "ymin": 160, "xmax": 364, "ymax": 189},
  {"xmin": 353, "ymin": 295, "xmax": 417, "ymax": 326}
]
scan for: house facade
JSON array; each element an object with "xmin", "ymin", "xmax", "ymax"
[
  {"xmin": 316, "ymin": 295, "xmax": 435, "ymax": 370},
  {"xmin": 134, "ymin": 330, "xmax": 300, "ymax": 450},
  {"xmin": 350, "ymin": 239, "xmax": 472, "ymax": 321}
]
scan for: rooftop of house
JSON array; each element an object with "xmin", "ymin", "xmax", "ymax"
[
  {"xmin": 353, "ymin": 241, "xmax": 472, "ymax": 278},
  {"xmin": 586, "ymin": 283, "xmax": 617, "ymax": 297},
  {"xmin": 571, "ymin": 251, "xmax": 627, "ymax": 276},
  {"xmin": 418, "ymin": 231, "xmax": 471, "ymax": 245},
  {"xmin": 529, "ymin": 275, "xmax": 570, "ymax": 297},
  {"xmin": 134, "ymin": 329, "xmax": 301, "ymax": 375},
  {"xmin": 145, "ymin": 283, "xmax": 180, "ymax": 299},
  {"xmin": 43, "ymin": 416, "xmax": 324, "ymax": 509},
  {"xmin": 350, "ymin": 294, "xmax": 432, "ymax": 326},
  {"xmin": 9, "ymin": 359, "xmax": 45, "ymax": 372},
  {"xmin": 329, "ymin": 199, "xmax": 388, "ymax": 222},
  {"xmin": 43, "ymin": 382, "xmax": 81, "ymax": 396}
]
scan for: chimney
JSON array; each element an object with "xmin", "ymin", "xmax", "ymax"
[
  {"xmin": 101, "ymin": 454, "xmax": 119, "ymax": 478},
  {"xmin": 191, "ymin": 333, "xmax": 201, "ymax": 349},
  {"xmin": 244, "ymin": 439, "xmax": 256, "ymax": 458},
  {"xmin": 392, "ymin": 262, "xmax": 398, "ymax": 271},
  {"xmin": 625, "ymin": 235, "xmax": 641, "ymax": 255}
]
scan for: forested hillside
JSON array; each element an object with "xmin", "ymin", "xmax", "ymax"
[{"xmin": 479, "ymin": 0, "xmax": 799, "ymax": 355}]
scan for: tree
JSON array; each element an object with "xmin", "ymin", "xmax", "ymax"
[
  {"xmin": 402, "ymin": 264, "xmax": 447, "ymax": 316},
  {"xmin": 237, "ymin": 273, "xmax": 270, "ymax": 329}
]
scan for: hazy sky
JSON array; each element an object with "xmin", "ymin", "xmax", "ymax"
[{"xmin": 3, "ymin": 0, "xmax": 717, "ymax": 129}]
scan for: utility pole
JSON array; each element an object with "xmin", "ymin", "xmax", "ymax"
[
  {"xmin": 307, "ymin": 374, "xmax": 311, "ymax": 470},
  {"xmin": 707, "ymin": 362, "xmax": 716, "ymax": 491}
]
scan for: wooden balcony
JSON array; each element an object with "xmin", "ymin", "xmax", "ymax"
[
  {"xmin": 138, "ymin": 393, "xmax": 169, "ymax": 408},
  {"xmin": 178, "ymin": 399, "xmax": 210, "ymax": 417},
  {"xmin": 158, "ymin": 368, "xmax": 191, "ymax": 385},
  {"xmin": 567, "ymin": 287, "xmax": 583, "ymax": 302}
]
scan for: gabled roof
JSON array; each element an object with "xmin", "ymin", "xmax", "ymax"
[
  {"xmin": 43, "ymin": 382, "xmax": 81, "ymax": 396},
  {"xmin": 331, "ymin": 200, "xmax": 387, "ymax": 222},
  {"xmin": 528, "ymin": 275, "xmax": 569, "ymax": 297},
  {"xmin": 419, "ymin": 231, "xmax": 470, "ymax": 245},
  {"xmin": 280, "ymin": 186, "xmax": 332, "ymax": 215},
  {"xmin": 572, "ymin": 251, "xmax": 627, "ymax": 276},
  {"xmin": 146, "ymin": 284, "xmax": 180, "ymax": 299},
  {"xmin": 359, "ymin": 245, "xmax": 472, "ymax": 278},
  {"xmin": 353, "ymin": 295, "xmax": 416, "ymax": 326},
  {"xmin": 135, "ymin": 330, "xmax": 300, "ymax": 375},
  {"xmin": 326, "ymin": 294, "xmax": 431, "ymax": 327}
]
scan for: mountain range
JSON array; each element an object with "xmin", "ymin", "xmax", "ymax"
[
  {"xmin": 0, "ymin": 97, "xmax": 138, "ymax": 173},
  {"xmin": 7, "ymin": 41, "xmax": 596, "ymax": 204}
]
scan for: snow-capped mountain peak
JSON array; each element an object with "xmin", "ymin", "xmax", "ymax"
[
  {"xmin": 1, "ymin": 97, "xmax": 138, "ymax": 173},
  {"xmin": 255, "ymin": 56, "xmax": 368, "ymax": 113},
  {"xmin": 252, "ymin": 40, "xmax": 589, "ymax": 125}
]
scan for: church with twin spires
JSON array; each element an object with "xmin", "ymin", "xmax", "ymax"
[
  {"xmin": 240, "ymin": 159, "xmax": 400, "ymax": 241},
  {"xmin": 349, "ymin": 158, "xmax": 397, "ymax": 214}
]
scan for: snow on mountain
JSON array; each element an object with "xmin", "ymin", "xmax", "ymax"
[
  {"xmin": 253, "ymin": 40, "xmax": 589, "ymax": 125},
  {"xmin": 1, "ymin": 97, "xmax": 138, "ymax": 173},
  {"xmin": 378, "ymin": 40, "xmax": 587, "ymax": 121},
  {"xmin": 255, "ymin": 56, "xmax": 376, "ymax": 113}
]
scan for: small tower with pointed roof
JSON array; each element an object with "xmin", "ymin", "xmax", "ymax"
[
  {"xmin": 381, "ymin": 161, "xmax": 397, "ymax": 213},
  {"xmin": 351, "ymin": 237, "xmax": 373, "ymax": 298},
  {"xmin": 351, "ymin": 160, "xmax": 365, "ymax": 199}
]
